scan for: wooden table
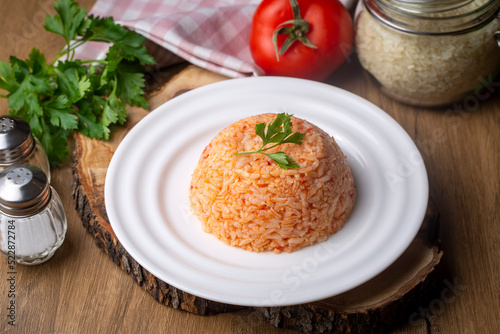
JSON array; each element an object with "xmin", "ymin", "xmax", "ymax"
[{"xmin": 1, "ymin": 0, "xmax": 499, "ymax": 333}]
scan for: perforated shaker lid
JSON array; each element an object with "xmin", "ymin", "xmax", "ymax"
[
  {"xmin": 0, "ymin": 164, "xmax": 51, "ymax": 216},
  {"xmin": 0, "ymin": 115, "xmax": 35, "ymax": 164}
]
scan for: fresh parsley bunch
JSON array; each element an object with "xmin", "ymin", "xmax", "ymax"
[
  {"xmin": 0, "ymin": 0, "xmax": 155, "ymax": 164},
  {"xmin": 235, "ymin": 113, "xmax": 306, "ymax": 169}
]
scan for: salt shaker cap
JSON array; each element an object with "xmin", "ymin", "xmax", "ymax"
[
  {"xmin": 0, "ymin": 116, "xmax": 34, "ymax": 164},
  {"xmin": 0, "ymin": 164, "xmax": 51, "ymax": 216}
]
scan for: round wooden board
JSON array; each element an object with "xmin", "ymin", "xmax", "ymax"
[{"xmin": 71, "ymin": 64, "xmax": 443, "ymax": 333}]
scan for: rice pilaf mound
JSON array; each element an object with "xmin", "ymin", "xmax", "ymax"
[{"xmin": 189, "ymin": 113, "xmax": 356, "ymax": 253}]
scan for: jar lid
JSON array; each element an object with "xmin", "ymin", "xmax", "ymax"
[
  {"xmin": 0, "ymin": 116, "xmax": 35, "ymax": 165},
  {"xmin": 0, "ymin": 164, "xmax": 51, "ymax": 216},
  {"xmin": 364, "ymin": 0, "xmax": 500, "ymax": 35}
]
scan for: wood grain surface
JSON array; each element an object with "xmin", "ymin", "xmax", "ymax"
[{"xmin": 1, "ymin": 0, "xmax": 499, "ymax": 333}]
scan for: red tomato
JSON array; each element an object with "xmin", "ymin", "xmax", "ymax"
[{"xmin": 249, "ymin": 0, "xmax": 353, "ymax": 81}]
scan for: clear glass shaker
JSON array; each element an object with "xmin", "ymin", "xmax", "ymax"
[
  {"xmin": 355, "ymin": 0, "xmax": 500, "ymax": 107},
  {"xmin": 0, "ymin": 164, "xmax": 67, "ymax": 265},
  {"xmin": 0, "ymin": 115, "xmax": 51, "ymax": 182}
]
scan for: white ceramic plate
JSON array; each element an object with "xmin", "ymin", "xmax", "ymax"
[{"xmin": 105, "ymin": 77, "xmax": 428, "ymax": 307}]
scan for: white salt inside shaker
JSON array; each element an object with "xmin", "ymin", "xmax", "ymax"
[{"xmin": 0, "ymin": 164, "xmax": 66, "ymax": 265}]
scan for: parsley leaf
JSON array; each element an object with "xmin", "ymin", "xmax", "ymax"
[
  {"xmin": 114, "ymin": 62, "xmax": 149, "ymax": 109},
  {"xmin": 76, "ymin": 98, "xmax": 107, "ymax": 139},
  {"xmin": 0, "ymin": 62, "xmax": 17, "ymax": 94},
  {"xmin": 235, "ymin": 113, "xmax": 306, "ymax": 169},
  {"xmin": 44, "ymin": 0, "xmax": 87, "ymax": 44},
  {"xmin": 0, "ymin": 0, "xmax": 156, "ymax": 165},
  {"xmin": 264, "ymin": 152, "xmax": 301, "ymax": 169},
  {"xmin": 44, "ymin": 95, "xmax": 79, "ymax": 130}
]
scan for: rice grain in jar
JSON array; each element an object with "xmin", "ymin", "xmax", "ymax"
[{"xmin": 355, "ymin": 0, "xmax": 500, "ymax": 107}]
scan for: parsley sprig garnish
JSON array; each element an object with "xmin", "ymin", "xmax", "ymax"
[
  {"xmin": 0, "ymin": 0, "xmax": 155, "ymax": 164},
  {"xmin": 235, "ymin": 113, "xmax": 306, "ymax": 169}
]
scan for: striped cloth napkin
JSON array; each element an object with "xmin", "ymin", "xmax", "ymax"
[{"xmin": 76, "ymin": 0, "xmax": 357, "ymax": 78}]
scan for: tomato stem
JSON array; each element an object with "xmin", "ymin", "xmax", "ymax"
[{"xmin": 272, "ymin": 0, "xmax": 317, "ymax": 61}]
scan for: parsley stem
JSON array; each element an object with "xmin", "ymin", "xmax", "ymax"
[
  {"xmin": 79, "ymin": 59, "xmax": 107, "ymax": 64},
  {"xmin": 234, "ymin": 142, "xmax": 283, "ymax": 156},
  {"xmin": 67, "ymin": 40, "xmax": 88, "ymax": 52},
  {"xmin": 259, "ymin": 142, "xmax": 282, "ymax": 152},
  {"xmin": 52, "ymin": 44, "xmax": 70, "ymax": 65},
  {"xmin": 53, "ymin": 39, "xmax": 92, "ymax": 64},
  {"xmin": 234, "ymin": 151, "xmax": 259, "ymax": 156}
]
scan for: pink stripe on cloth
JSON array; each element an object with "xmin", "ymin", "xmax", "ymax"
[{"xmin": 75, "ymin": 0, "xmax": 357, "ymax": 78}]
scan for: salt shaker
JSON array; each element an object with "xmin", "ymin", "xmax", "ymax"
[
  {"xmin": 0, "ymin": 115, "xmax": 51, "ymax": 182},
  {"xmin": 0, "ymin": 164, "xmax": 67, "ymax": 265}
]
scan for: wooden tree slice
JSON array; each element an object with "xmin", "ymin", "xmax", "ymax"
[{"xmin": 71, "ymin": 64, "xmax": 443, "ymax": 333}]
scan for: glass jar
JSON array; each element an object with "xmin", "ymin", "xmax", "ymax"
[
  {"xmin": 0, "ymin": 116, "xmax": 51, "ymax": 182},
  {"xmin": 355, "ymin": 0, "xmax": 500, "ymax": 107},
  {"xmin": 0, "ymin": 165, "xmax": 66, "ymax": 265}
]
